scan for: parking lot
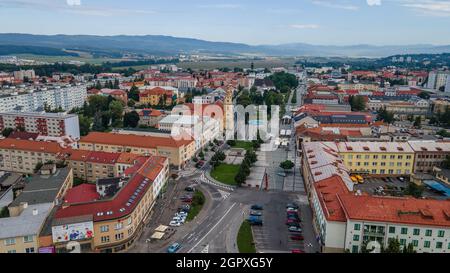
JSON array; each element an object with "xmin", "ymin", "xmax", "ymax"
[
  {"xmin": 354, "ymin": 176, "xmax": 445, "ymax": 199},
  {"xmin": 250, "ymin": 197, "xmax": 306, "ymax": 253}
]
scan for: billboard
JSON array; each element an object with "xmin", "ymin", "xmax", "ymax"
[{"xmin": 52, "ymin": 221, "xmax": 94, "ymax": 243}]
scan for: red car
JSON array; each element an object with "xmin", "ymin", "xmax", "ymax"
[
  {"xmin": 286, "ymin": 219, "xmax": 300, "ymax": 225},
  {"xmin": 291, "ymin": 249, "xmax": 304, "ymax": 253},
  {"xmin": 291, "ymin": 235, "xmax": 304, "ymax": 241}
]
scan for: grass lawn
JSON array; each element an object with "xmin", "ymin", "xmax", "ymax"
[
  {"xmin": 186, "ymin": 190, "xmax": 205, "ymax": 222},
  {"xmin": 231, "ymin": 141, "xmax": 253, "ymax": 151},
  {"xmin": 237, "ymin": 221, "xmax": 256, "ymax": 253},
  {"xmin": 210, "ymin": 163, "xmax": 240, "ymax": 186}
]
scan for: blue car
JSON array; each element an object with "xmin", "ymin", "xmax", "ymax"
[
  {"xmin": 167, "ymin": 243, "xmax": 181, "ymax": 253},
  {"xmin": 251, "ymin": 204, "xmax": 263, "ymax": 210}
]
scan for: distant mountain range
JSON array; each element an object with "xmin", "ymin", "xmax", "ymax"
[{"xmin": 0, "ymin": 33, "xmax": 450, "ymax": 58}]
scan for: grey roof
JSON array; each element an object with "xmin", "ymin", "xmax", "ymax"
[
  {"xmin": 0, "ymin": 203, "xmax": 53, "ymax": 238},
  {"xmin": 9, "ymin": 168, "xmax": 71, "ymax": 207}
]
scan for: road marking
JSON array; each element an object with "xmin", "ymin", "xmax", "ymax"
[{"xmin": 188, "ymin": 203, "xmax": 237, "ymax": 253}]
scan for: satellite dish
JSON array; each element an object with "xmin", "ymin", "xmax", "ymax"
[{"xmin": 366, "ymin": 241, "xmax": 381, "ymax": 253}]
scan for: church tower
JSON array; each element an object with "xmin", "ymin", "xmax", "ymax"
[{"xmin": 224, "ymin": 85, "xmax": 234, "ymax": 139}]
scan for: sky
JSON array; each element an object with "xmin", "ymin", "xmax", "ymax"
[{"xmin": 0, "ymin": 0, "xmax": 450, "ymax": 45}]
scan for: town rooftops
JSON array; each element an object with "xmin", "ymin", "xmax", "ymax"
[
  {"xmin": 140, "ymin": 108, "xmax": 163, "ymax": 117},
  {"xmin": 67, "ymin": 150, "xmax": 121, "ymax": 164},
  {"xmin": 0, "ymin": 111, "xmax": 77, "ymax": 119},
  {"xmin": 314, "ymin": 175, "xmax": 350, "ymax": 222},
  {"xmin": 333, "ymin": 141, "xmax": 414, "ymax": 153},
  {"xmin": 64, "ymin": 184, "xmax": 100, "ymax": 204},
  {"xmin": 407, "ymin": 141, "xmax": 450, "ymax": 153},
  {"xmin": 0, "ymin": 138, "xmax": 65, "ymax": 154},
  {"xmin": 338, "ymin": 195, "xmax": 450, "ymax": 227},
  {"xmin": 54, "ymin": 156, "xmax": 167, "ymax": 222},
  {"xmin": 0, "ymin": 202, "xmax": 53, "ymax": 239},
  {"xmin": 79, "ymin": 132, "xmax": 193, "ymax": 148},
  {"xmin": 9, "ymin": 167, "xmax": 71, "ymax": 207},
  {"xmin": 7, "ymin": 131, "xmax": 40, "ymax": 140}
]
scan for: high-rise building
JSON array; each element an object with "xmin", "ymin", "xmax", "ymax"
[{"xmin": 224, "ymin": 85, "xmax": 234, "ymax": 139}]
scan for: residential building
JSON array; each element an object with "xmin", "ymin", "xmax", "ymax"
[
  {"xmin": 67, "ymin": 150, "xmax": 141, "ymax": 182},
  {"xmin": 137, "ymin": 108, "xmax": 164, "ymax": 127},
  {"xmin": 0, "ymin": 84, "xmax": 87, "ymax": 112},
  {"xmin": 0, "ymin": 138, "xmax": 67, "ymax": 174},
  {"xmin": 301, "ymin": 142, "xmax": 450, "ymax": 253},
  {"xmin": 138, "ymin": 87, "xmax": 173, "ymax": 106},
  {"xmin": 78, "ymin": 132, "xmax": 195, "ymax": 169},
  {"xmin": 52, "ymin": 156, "xmax": 169, "ymax": 253},
  {"xmin": 408, "ymin": 141, "xmax": 450, "ymax": 173},
  {"xmin": 0, "ymin": 112, "xmax": 80, "ymax": 139},
  {"xmin": 13, "ymin": 70, "xmax": 35, "ymax": 81}
]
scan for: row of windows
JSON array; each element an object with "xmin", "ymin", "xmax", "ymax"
[
  {"xmin": 3, "ymin": 236, "xmax": 34, "ymax": 246},
  {"xmin": 347, "ymin": 154, "xmax": 412, "ymax": 160},
  {"xmin": 348, "ymin": 161, "xmax": 411, "ymax": 167}
]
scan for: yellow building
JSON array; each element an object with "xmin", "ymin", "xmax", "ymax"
[
  {"xmin": 78, "ymin": 132, "xmax": 195, "ymax": 169},
  {"xmin": 333, "ymin": 142, "xmax": 415, "ymax": 176}
]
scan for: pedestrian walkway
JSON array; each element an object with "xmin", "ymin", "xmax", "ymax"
[{"xmin": 201, "ymin": 172, "xmax": 236, "ymax": 191}]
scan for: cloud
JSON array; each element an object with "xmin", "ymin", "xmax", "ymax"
[
  {"xmin": 311, "ymin": 0, "xmax": 360, "ymax": 10},
  {"xmin": 0, "ymin": 0, "xmax": 155, "ymax": 16},
  {"xmin": 399, "ymin": 0, "xmax": 450, "ymax": 17},
  {"xmin": 367, "ymin": 0, "xmax": 382, "ymax": 6},
  {"xmin": 290, "ymin": 24, "xmax": 320, "ymax": 29}
]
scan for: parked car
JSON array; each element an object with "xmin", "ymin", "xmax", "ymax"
[
  {"xmin": 185, "ymin": 186, "xmax": 195, "ymax": 192},
  {"xmin": 251, "ymin": 204, "xmax": 264, "ymax": 210},
  {"xmin": 288, "ymin": 226, "xmax": 302, "ymax": 232},
  {"xmin": 250, "ymin": 211, "xmax": 263, "ymax": 216},
  {"xmin": 286, "ymin": 207, "xmax": 298, "ymax": 212},
  {"xmin": 167, "ymin": 243, "xmax": 181, "ymax": 253},
  {"xmin": 180, "ymin": 205, "xmax": 191, "ymax": 212},
  {"xmin": 290, "ymin": 235, "xmax": 304, "ymax": 241},
  {"xmin": 287, "ymin": 215, "xmax": 300, "ymax": 221},
  {"xmin": 277, "ymin": 172, "xmax": 287, "ymax": 177},
  {"xmin": 169, "ymin": 221, "xmax": 181, "ymax": 227},
  {"xmin": 286, "ymin": 203, "xmax": 299, "ymax": 209},
  {"xmin": 291, "ymin": 249, "xmax": 304, "ymax": 253},
  {"xmin": 286, "ymin": 219, "xmax": 300, "ymax": 225}
]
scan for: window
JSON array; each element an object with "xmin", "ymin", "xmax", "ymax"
[
  {"xmin": 438, "ymin": 230, "xmax": 445, "ymax": 237},
  {"xmin": 412, "ymin": 240, "xmax": 418, "ymax": 247},
  {"xmin": 413, "ymin": 229, "xmax": 420, "ymax": 236},
  {"xmin": 424, "ymin": 241, "xmax": 431, "ymax": 248},
  {"xmin": 389, "ymin": 227, "xmax": 396, "ymax": 234},
  {"xmin": 400, "ymin": 239, "xmax": 406, "ymax": 246},
  {"xmin": 115, "ymin": 233, "xmax": 124, "ymax": 241},
  {"xmin": 115, "ymin": 223, "xmax": 123, "ymax": 230},
  {"xmin": 425, "ymin": 230, "xmax": 432, "ymax": 237},
  {"xmin": 101, "ymin": 236, "xmax": 110, "ymax": 243},
  {"xmin": 25, "ymin": 247, "xmax": 35, "ymax": 253},
  {"xmin": 352, "ymin": 245, "xmax": 359, "ymax": 253},
  {"xmin": 23, "ymin": 235, "xmax": 33, "ymax": 243},
  {"xmin": 353, "ymin": 235, "xmax": 360, "ymax": 241},
  {"xmin": 4, "ymin": 238, "xmax": 16, "ymax": 246},
  {"xmin": 354, "ymin": 223, "xmax": 361, "ymax": 231},
  {"xmin": 100, "ymin": 225, "xmax": 109, "ymax": 232},
  {"xmin": 436, "ymin": 242, "xmax": 443, "ymax": 249},
  {"xmin": 401, "ymin": 227, "xmax": 408, "ymax": 235}
]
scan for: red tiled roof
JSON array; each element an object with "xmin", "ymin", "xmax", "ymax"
[
  {"xmin": 339, "ymin": 195, "xmax": 450, "ymax": 227},
  {"xmin": 64, "ymin": 184, "xmax": 100, "ymax": 204},
  {"xmin": 0, "ymin": 138, "xmax": 64, "ymax": 154},
  {"xmin": 67, "ymin": 150, "xmax": 120, "ymax": 164},
  {"xmin": 7, "ymin": 131, "xmax": 39, "ymax": 140},
  {"xmin": 79, "ymin": 132, "xmax": 194, "ymax": 149},
  {"xmin": 314, "ymin": 175, "xmax": 350, "ymax": 222}
]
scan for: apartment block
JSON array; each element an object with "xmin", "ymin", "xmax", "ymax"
[
  {"xmin": 0, "ymin": 84, "xmax": 87, "ymax": 113},
  {"xmin": 0, "ymin": 112, "xmax": 80, "ymax": 139},
  {"xmin": 408, "ymin": 141, "xmax": 450, "ymax": 173},
  {"xmin": 52, "ymin": 156, "xmax": 169, "ymax": 253},
  {"xmin": 0, "ymin": 139, "xmax": 67, "ymax": 174},
  {"xmin": 78, "ymin": 132, "xmax": 195, "ymax": 169}
]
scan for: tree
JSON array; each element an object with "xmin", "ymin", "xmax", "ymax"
[
  {"xmin": 384, "ymin": 238, "xmax": 401, "ymax": 253},
  {"xmin": 418, "ymin": 91, "xmax": 430, "ymax": 99},
  {"xmin": 1, "ymin": 127, "xmax": 14, "ymax": 137},
  {"xmin": 403, "ymin": 243, "xmax": 416, "ymax": 253},
  {"xmin": 404, "ymin": 183, "xmax": 424, "ymax": 198},
  {"xmin": 128, "ymin": 85, "xmax": 140, "ymax": 101},
  {"xmin": 78, "ymin": 115, "xmax": 92, "ymax": 136},
  {"xmin": 280, "ymin": 160, "xmax": 295, "ymax": 171},
  {"xmin": 443, "ymin": 155, "xmax": 450, "ymax": 169},
  {"xmin": 349, "ymin": 95, "xmax": 366, "ymax": 111},
  {"xmin": 413, "ymin": 116, "xmax": 422, "ymax": 128},
  {"xmin": 377, "ymin": 107, "xmax": 395, "ymax": 124},
  {"xmin": 92, "ymin": 111, "xmax": 104, "ymax": 132},
  {"xmin": 123, "ymin": 111, "xmax": 140, "ymax": 128},
  {"xmin": 109, "ymin": 100, "xmax": 124, "ymax": 126}
]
